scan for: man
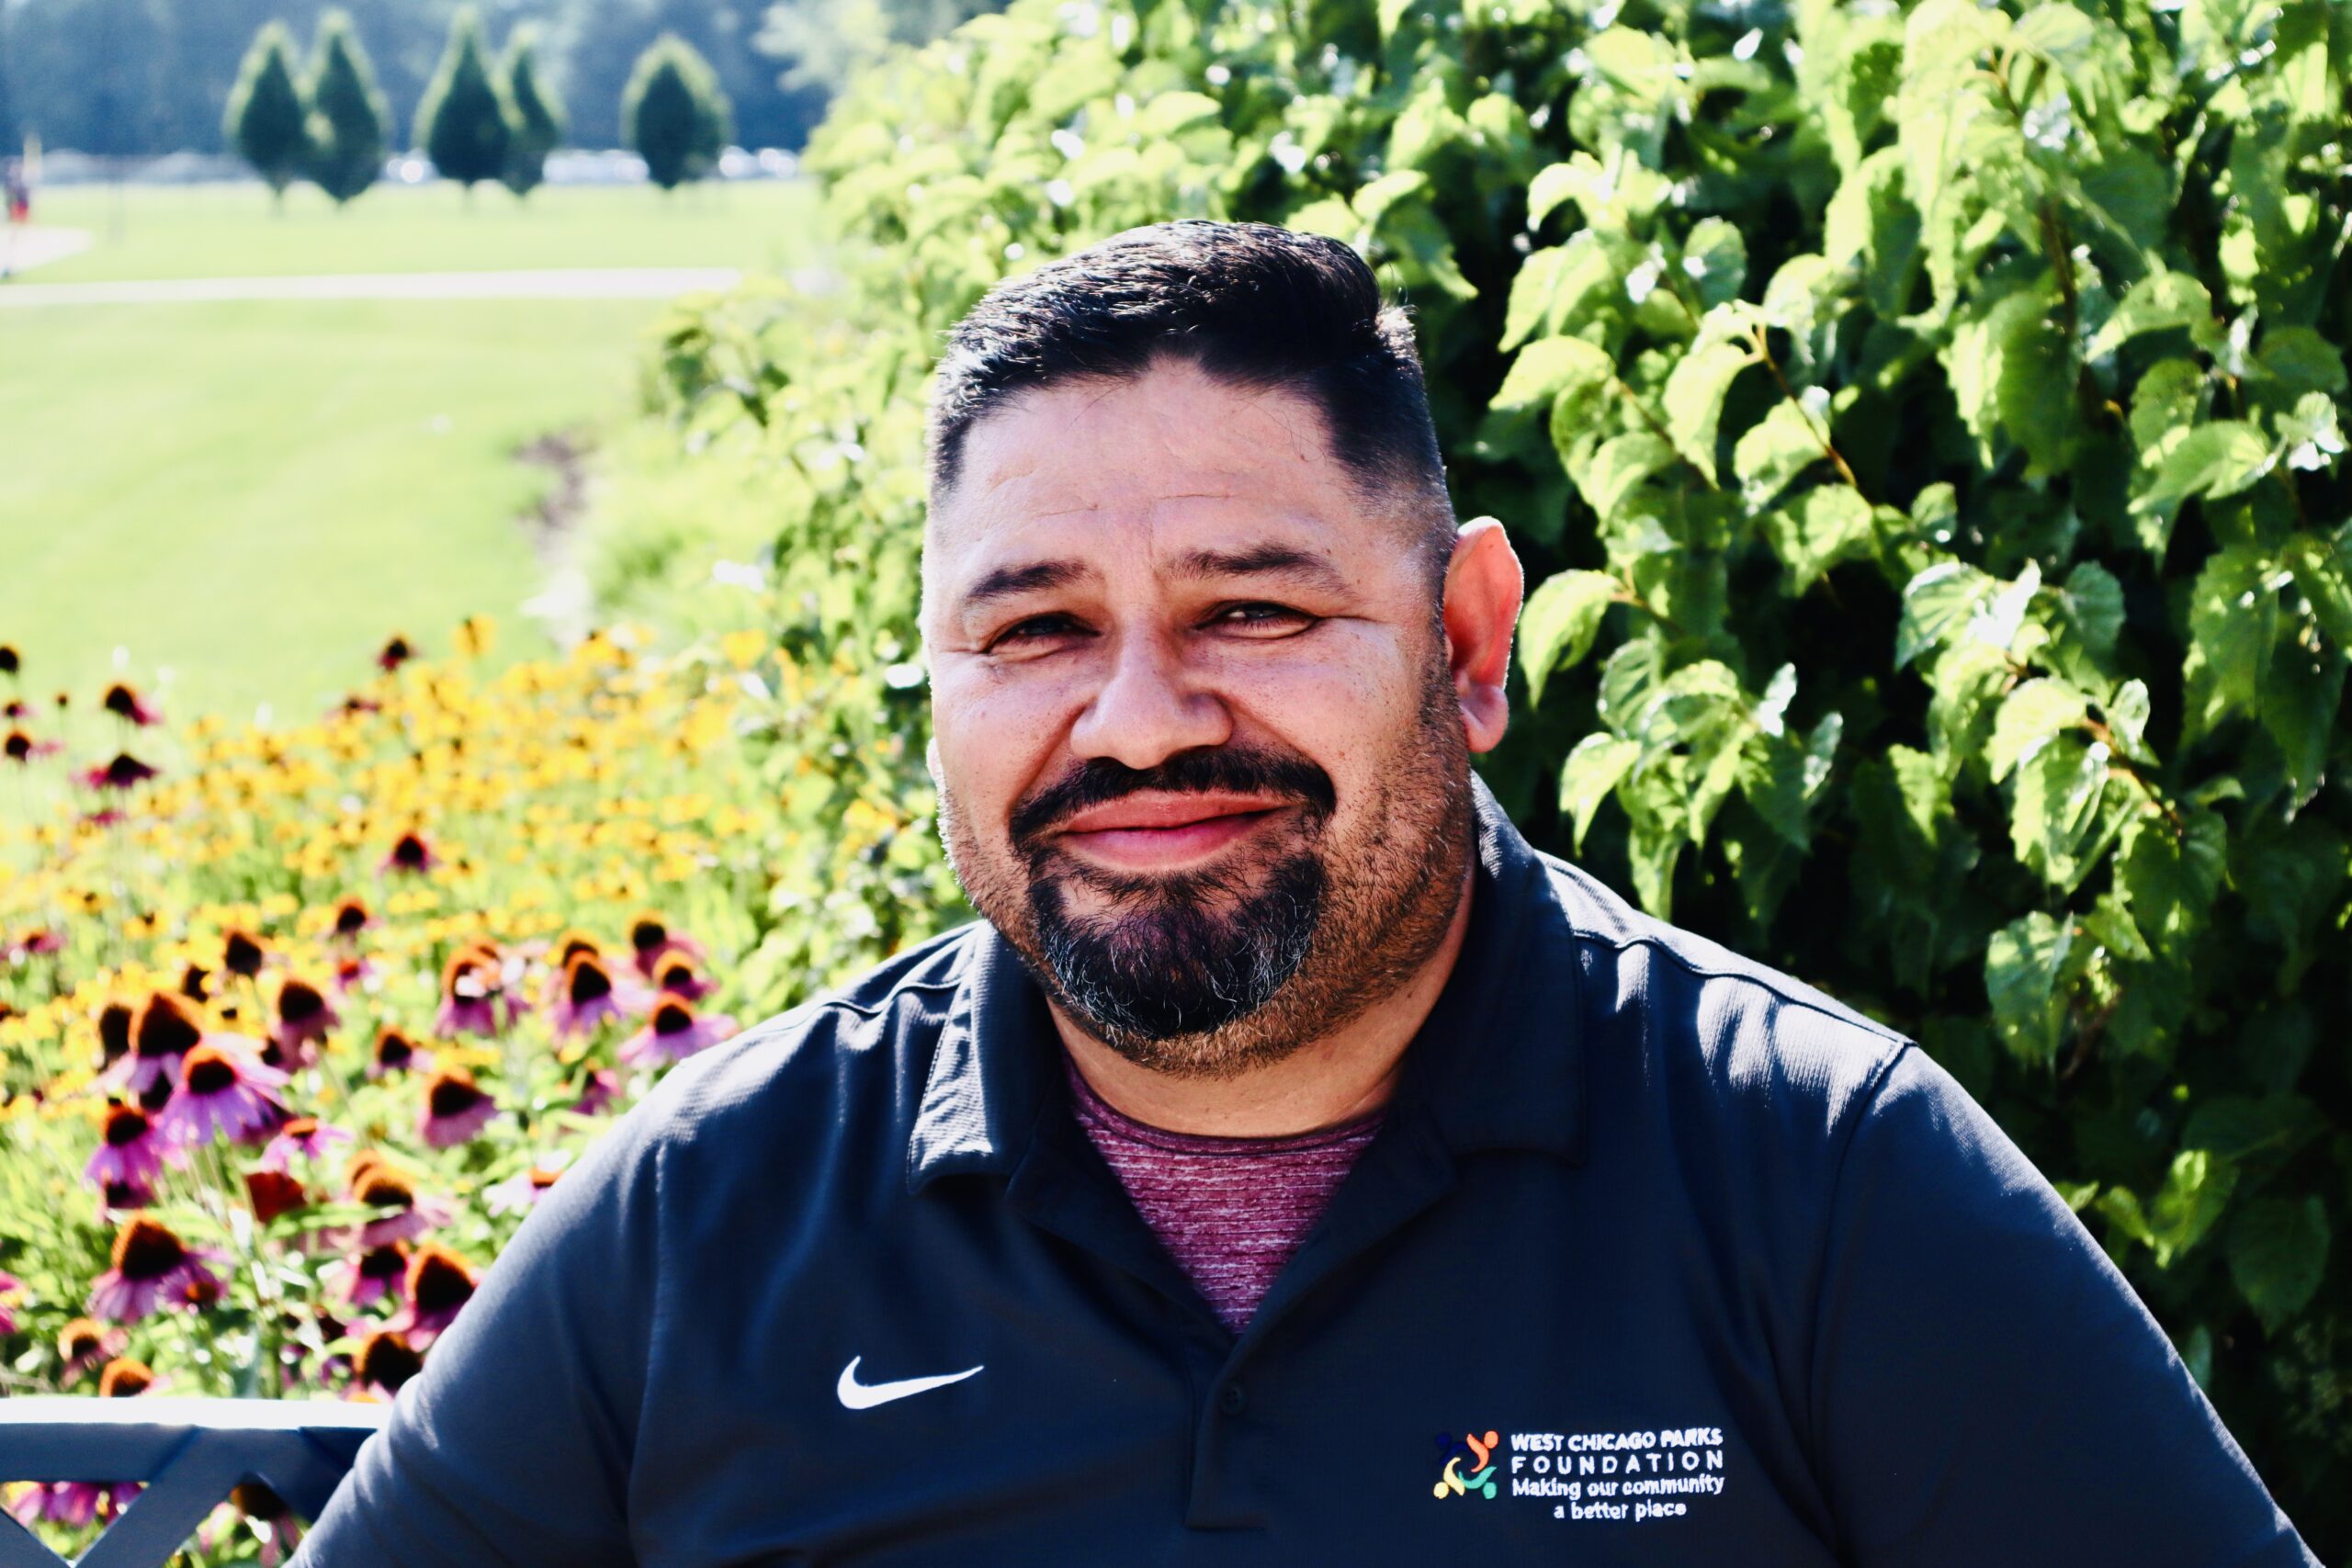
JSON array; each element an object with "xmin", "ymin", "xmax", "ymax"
[{"xmin": 298, "ymin": 220, "xmax": 2318, "ymax": 1564}]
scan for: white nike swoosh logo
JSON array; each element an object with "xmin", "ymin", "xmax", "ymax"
[{"xmin": 836, "ymin": 1355, "xmax": 984, "ymax": 1410}]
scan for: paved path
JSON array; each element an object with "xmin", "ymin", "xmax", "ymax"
[
  {"xmin": 0, "ymin": 224, "xmax": 94, "ymax": 277},
  {"xmin": 0, "ymin": 265, "xmax": 834, "ymax": 307}
]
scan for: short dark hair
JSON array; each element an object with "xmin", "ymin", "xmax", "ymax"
[{"xmin": 926, "ymin": 220, "xmax": 1456, "ymax": 577}]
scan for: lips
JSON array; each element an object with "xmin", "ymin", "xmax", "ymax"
[
  {"xmin": 1047, "ymin": 791, "xmax": 1295, "ymax": 871},
  {"xmin": 1054, "ymin": 791, "xmax": 1292, "ymax": 836}
]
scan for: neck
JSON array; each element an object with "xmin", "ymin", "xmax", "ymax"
[{"xmin": 1054, "ymin": 865, "xmax": 1476, "ymax": 1138}]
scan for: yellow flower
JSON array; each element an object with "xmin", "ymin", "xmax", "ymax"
[{"xmin": 720, "ymin": 629, "xmax": 770, "ymax": 671}]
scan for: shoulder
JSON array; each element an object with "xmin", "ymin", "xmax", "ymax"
[{"xmin": 1530, "ymin": 849, "xmax": 1913, "ymax": 1150}]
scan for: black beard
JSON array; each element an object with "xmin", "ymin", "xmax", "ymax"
[
  {"xmin": 1010, "ymin": 746, "xmax": 1337, "ymax": 1045},
  {"xmin": 1028, "ymin": 848, "xmax": 1328, "ymax": 1043}
]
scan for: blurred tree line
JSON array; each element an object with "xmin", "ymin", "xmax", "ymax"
[{"xmin": 0, "ymin": 0, "xmax": 1000, "ymax": 159}]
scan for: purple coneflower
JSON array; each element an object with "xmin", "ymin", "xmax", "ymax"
[
  {"xmin": 0, "ymin": 1269, "xmax": 18, "ymax": 1337},
  {"xmin": 396, "ymin": 1244, "xmax": 477, "ymax": 1343},
  {"xmin": 620, "ymin": 998, "xmax": 740, "ymax": 1069},
  {"xmin": 572, "ymin": 1066, "xmax": 622, "ymax": 1117},
  {"xmin": 271, "ymin": 976, "xmax": 339, "ymax": 1059},
  {"xmin": 419, "ymin": 1068, "xmax": 498, "ymax": 1149},
  {"xmin": 83, "ymin": 751, "xmax": 158, "ymax": 791},
  {"xmin": 330, "ymin": 953, "xmax": 377, "ymax": 996},
  {"xmin": 367, "ymin": 1025, "xmax": 432, "ymax": 1079},
  {"xmin": 548, "ymin": 950, "xmax": 639, "ymax": 1040},
  {"xmin": 351, "ymin": 1329, "xmax": 424, "ymax": 1401},
  {"xmin": 628, "ymin": 912, "xmax": 706, "ymax": 979},
  {"xmin": 653, "ymin": 955, "xmax": 717, "ymax": 1002},
  {"xmin": 3, "ymin": 727, "xmax": 61, "ymax": 761},
  {"xmin": 85, "ymin": 1099, "xmax": 174, "ymax": 1205},
  {"xmin": 377, "ymin": 634, "xmax": 415, "ymax": 672},
  {"xmin": 87, "ymin": 1216, "xmax": 225, "ymax": 1322},
  {"xmin": 484, "ymin": 1153, "xmax": 571, "ymax": 1216},
  {"xmin": 244, "ymin": 1168, "xmax": 309, "ymax": 1224},
  {"xmin": 103, "ymin": 990, "xmax": 206, "ymax": 1097},
  {"xmin": 158, "ymin": 1041, "xmax": 289, "ymax": 1148},
  {"xmin": 95, "ymin": 998, "xmax": 134, "ymax": 1067},
  {"xmin": 434, "ymin": 946, "xmax": 519, "ymax": 1038},
  {"xmin": 260, "ymin": 1114, "xmax": 354, "ymax": 1173},
  {"xmin": 325, "ymin": 1241, "xmax": 410, "ymax": 1311},
  {"xmin": 379, "ymin": 829, "xmax": 436, "ymax": 876},
  {"xmin": 100, "ymin": 682, "xmax": 162, "ymax": 726},
  {"xmin": 330, "ymin": 895, "xmax": 375, "ymax": 940},
  {"xmin": 348, "ymin": 1158, "xmax": 454, "ymax": 1247},
  {"xmin": 57, "ymin": 1316, "xmax": 127, "ymax": 1381},
  {"xmin": 201, "ymin": 1482, "xmax": 300, "ymax": 1568}
]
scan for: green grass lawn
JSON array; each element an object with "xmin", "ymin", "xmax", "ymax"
[
  {"xmin": 0, "ymin": 180, "xmax": 834, "ymax": 748},
  {"xmin": 0, "ymin": 297, "xmax": 672, "ymax": 731},
  {"xmin": 18, "ymin": 178, "xmax": 824, "ymax": 283}
]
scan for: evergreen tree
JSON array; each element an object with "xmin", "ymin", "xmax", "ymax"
[
  {"xmin": 621, "ymin": 34, "xmax": 731, "ymax": 191},
  {"xmin": 413, "ymin": 5, "xmax": 511, "ymax": 194},
  {"xmin": 221, "ymin": 20, "xmax": 310, "ymax": 205},
  {"xmin": 304, "ymin": 9, "xmax": 389, "ymax": 206},
  {"xmin": 499, "ymin": 24, "xmax": 564, "ymax": 199}
]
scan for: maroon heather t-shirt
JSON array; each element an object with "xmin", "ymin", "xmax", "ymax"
[{"xmin": 1062, "ymin": 1051, "xmax": 1385, "ymax": 1334}]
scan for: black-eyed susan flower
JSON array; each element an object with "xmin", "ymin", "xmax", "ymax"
[
  {"xmin": 418, "ymin": 1068, "xmax": 498, "ymax": 1149},
  {"xmin": 158, "ymin": 1041, "xmax": 290, "ymax": 1148},
  {"xmin": 86, "ymin": 1216, "xmax": 225, "ymax": 1322},
  {"xmin": 84, "ymin": 1099, "xmax": 172, "ymax": 1206},
  {"xmin": 379, "ymin": 829, "xmax": 437, "ymax": 876},
  {"xmin": 619, "ymin": 997, "xmax": 740, "ymax": 1069}
]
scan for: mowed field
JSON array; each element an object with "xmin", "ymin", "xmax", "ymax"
[{"xmin": 0, "ymin": 179, "xmax": 826, "ymax": 733}]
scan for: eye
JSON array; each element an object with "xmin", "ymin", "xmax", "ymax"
[
  {"xmin": 985, "ymin": 613, "xmax": 1089, "ymax": 654},
  {"xmin": 1208, "ymin": 602, "xmax": 1318, "ymax": 636}
]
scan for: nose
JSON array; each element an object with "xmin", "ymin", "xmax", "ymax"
[{"xmin": 1067, "ymin": 627, "xmax": 1231, "ymax": 771}]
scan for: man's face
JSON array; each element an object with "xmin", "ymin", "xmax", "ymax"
[{"xmin": 922, "ymin": 356, "xmax": 1484, "ymax": 1077}]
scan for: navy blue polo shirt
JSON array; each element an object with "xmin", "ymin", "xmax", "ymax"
[{"xmin": 297, "ymin": 777, "xmax": 2317, "ymax": 1565}]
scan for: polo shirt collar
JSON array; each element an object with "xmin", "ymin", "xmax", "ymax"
[{"xmin": 905, "ymin": 771, "xmax": 1586, "ymax": 1193}]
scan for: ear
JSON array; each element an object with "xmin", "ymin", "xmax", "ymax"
[{"xmin": 1441, "ymin": 517, "xmax": 1524, "ymax": 754}]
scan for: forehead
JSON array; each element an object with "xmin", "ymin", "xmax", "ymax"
[{"xmin": 927, "ymin": 358, "xmax": 1379, "ymax": 576}]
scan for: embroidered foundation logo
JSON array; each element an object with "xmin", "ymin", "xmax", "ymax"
[{"xmin": 1431, "ymin": 1429, "xmax": 1500, "ymax": 1499}]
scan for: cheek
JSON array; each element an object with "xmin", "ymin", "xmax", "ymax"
[
  {"xmin": 1216, "ymin": 625, "xmax": 1429, "ymax": 780},
  {"xmin": 929, "ymin": 661, "xmax": 1080, "ymax": 825}
]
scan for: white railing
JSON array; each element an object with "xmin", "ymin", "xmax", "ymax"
[{"xmin": 0, "ymin": 1397, "xmax": 382, "ymax": 1568}]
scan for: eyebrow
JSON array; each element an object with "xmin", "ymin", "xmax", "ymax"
[{"xmin": 956, "ymin": 544, "xmax": 1346, "ymax": 615}]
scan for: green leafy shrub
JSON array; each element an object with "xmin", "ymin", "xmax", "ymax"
[
  {"xmin": 501, "ymin": 24, "xmax": 566, "ymax": 200},
  {"xmin": 624, "ymin": 0, "xmax": 2351, "ymax": 1545}
]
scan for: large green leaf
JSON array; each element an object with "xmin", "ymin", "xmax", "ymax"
[
  {"xmin": 1518, "ymin": 570, "xmax": 1618, "ymax": 705},
  {"xmin": 2227, "ymin": 1196, "xmax": 2330, "ymax": 1333}
]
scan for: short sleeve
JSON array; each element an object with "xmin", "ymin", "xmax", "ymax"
[
  {"xmin": 1810, "ymin": 1045, "xmax": 2317, "ymax": 1567},
  {"xmin": 293, "ymin": 1096, "xmax": 667, "ymax": 1567}
]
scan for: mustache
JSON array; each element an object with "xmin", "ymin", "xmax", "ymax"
[{"xmin": 1007, "ymin": 746, "xmax": 1338, "ymax": 852}]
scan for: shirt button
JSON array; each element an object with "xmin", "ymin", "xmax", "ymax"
[{"xmin": 1219, "ymin": 1383, "xmax": 1246, "ymax": 1416}]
